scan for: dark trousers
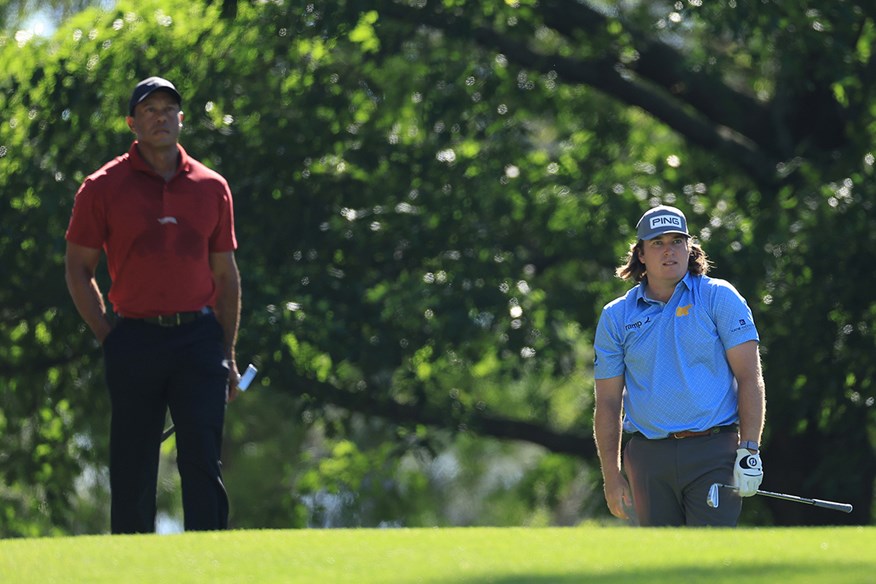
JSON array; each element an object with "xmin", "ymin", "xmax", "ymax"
[
  {"xmin": 624, "ymin": 429, "xmax": 741, "ymax": 527},
  {"xmin": 102, "ymin": 313, "xmax": 229, "ymax": 534}
]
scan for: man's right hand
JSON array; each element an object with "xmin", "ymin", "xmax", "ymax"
[{"xmin": 604, "ymin": 475, "xmax": 633, "ymax": 520}]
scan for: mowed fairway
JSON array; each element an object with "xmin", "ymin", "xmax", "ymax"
[{"xmin": 1, "ymin": 526, "xmax": 873, "ymax": 583}]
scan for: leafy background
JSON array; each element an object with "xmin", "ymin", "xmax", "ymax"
[{"xmin": 0, "ymin": 0, "xmax": 874, "ymax": 535}]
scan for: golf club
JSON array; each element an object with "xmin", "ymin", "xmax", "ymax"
[
  {"xmin": 160, "ymin": 363, "xmax": 258, "ymax": 442},
  {"xmin": 707, "ymin": 483, "xmax": 853, "ymax": 513}
]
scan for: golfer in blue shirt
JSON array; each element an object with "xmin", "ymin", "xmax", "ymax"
[{"xmin": 593, "ymin": 205, "xmax": 766, "ymax": 526}]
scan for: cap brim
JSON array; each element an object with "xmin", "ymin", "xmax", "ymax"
[
  {"xmin": 129, "ymin": 84, "xmax": 182, "ymax": 115},
  {"xmin": 641, "ymin": 230, "xmax": 689, "ymax": 240}
]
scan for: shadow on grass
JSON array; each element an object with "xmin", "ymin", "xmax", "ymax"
[{"xmin": 450, "ymin": 561, "xmax": 872, "ymax": 584}]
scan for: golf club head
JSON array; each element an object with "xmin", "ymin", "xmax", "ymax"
[{"xmin": 707, "ymin": 483, "xmax": 720, "ymax": 508}]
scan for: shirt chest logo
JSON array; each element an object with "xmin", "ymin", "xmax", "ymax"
[
  {"xmin": 676, "ymin": 304, "xmax": 693, "ymax": 317},
  {"xmin": 624, "ymin": 316, "xmax": 651, "ymax": 331}
]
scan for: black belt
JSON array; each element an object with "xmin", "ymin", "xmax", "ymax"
[{"xmin": 121, "ymin": 307, "xmax": 212, "ymax": 327}]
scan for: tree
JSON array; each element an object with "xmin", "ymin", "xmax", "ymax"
[{"xmin": 1, "ymin": 0, "xmax": 873, "ymax": 534}]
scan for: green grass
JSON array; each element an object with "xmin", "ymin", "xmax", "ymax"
[{"xmin": 2, "ymin": 526, "xmax": 873, "ymax": 583}]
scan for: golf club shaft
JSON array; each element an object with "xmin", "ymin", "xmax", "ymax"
[
  {"xmin": 161, "ymin": 363, "xmax": 257, "ymax": 442},
  {"xmin": 721, "ymin": 484, "xmax": 853, "ymax": 513}
]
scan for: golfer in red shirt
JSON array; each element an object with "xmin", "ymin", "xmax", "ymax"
[{"xmin": 65, "ymin": 76, "xmax": 242, "ymax": 533}]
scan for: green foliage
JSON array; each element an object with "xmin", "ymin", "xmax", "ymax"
[{"xmin": 1, "ymin": 0, "xmax": 875, "ymax": 535}]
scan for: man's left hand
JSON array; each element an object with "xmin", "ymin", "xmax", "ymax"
[{"xmin": 733, "ymin": 448, "xmax": 763, "ymax": 497}]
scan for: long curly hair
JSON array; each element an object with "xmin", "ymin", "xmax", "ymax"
[{"xmin": 615, "ymin": 239, "xmax": 711, "ymax": 282}]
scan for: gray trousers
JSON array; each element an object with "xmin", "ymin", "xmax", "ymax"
[{"xmin": 623, "ymin": 429, "xmax": 741, "ymax": 526}]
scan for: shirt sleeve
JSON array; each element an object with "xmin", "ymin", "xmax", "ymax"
[
  {"xmin": 710, "ymin": 280, "xmax": 759, "ymax": 350},
  {"xmin": 209, "ymin": 179, "xmax": 237, "ymax": 253},
  {"xmin": 594, "ymin": 305, "xmax": 626, "ymax": 379},
  {"xmin": 65, "ymin": 178, "xmax": 107, "ymax": 249}
]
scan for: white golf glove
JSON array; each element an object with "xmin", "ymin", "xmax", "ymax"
[{"xmin": 733, "ymin": 448, "xmax": 763, "ymax": 497}]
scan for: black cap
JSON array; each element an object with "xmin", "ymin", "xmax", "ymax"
[{"xmin": 128, "ymin": 76, "xmax": 182, "ymax": 116}]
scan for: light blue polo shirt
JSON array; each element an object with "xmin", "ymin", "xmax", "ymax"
[{"xmin": 594, "ymin": 272, "xmax": 759, "ymax": 439}]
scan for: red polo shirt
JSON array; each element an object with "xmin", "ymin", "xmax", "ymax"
[{"xmin": 66, "ymin": 142, "xmax": 237, "ymax": 318}]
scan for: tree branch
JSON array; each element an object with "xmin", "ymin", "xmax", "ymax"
[
  {"xmin": 289, "ymin": 375, "xmax": 597, "ymax": 459},
  {"xmin": 538, "ymin": 0, "xmax": 776, "ymax": 150},
  {"xmin": 379, "ymin": 3, "xmax": 780, "ymax": 186}
]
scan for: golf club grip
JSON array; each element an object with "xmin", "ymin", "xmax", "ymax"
[
  {"xmin": 238, "ymin": 363, "xmax": 258, "ymax": 391},
  {"xmin": 812, "ymin": 499, "xmax": 854, "ymax": 513}
]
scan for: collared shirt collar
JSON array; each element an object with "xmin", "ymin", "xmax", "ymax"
[
  {"xmin": 128, "ymin": 141, "xmax": 190, "ymax": 179},
  {"xmin": 636, "ymin": 271, "xmax": 694, "ymax": 305}
]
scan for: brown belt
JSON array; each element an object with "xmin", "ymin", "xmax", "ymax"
[{"xmin": 669, "ymin": 425, "xmax": 736, "ymax": 439}]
